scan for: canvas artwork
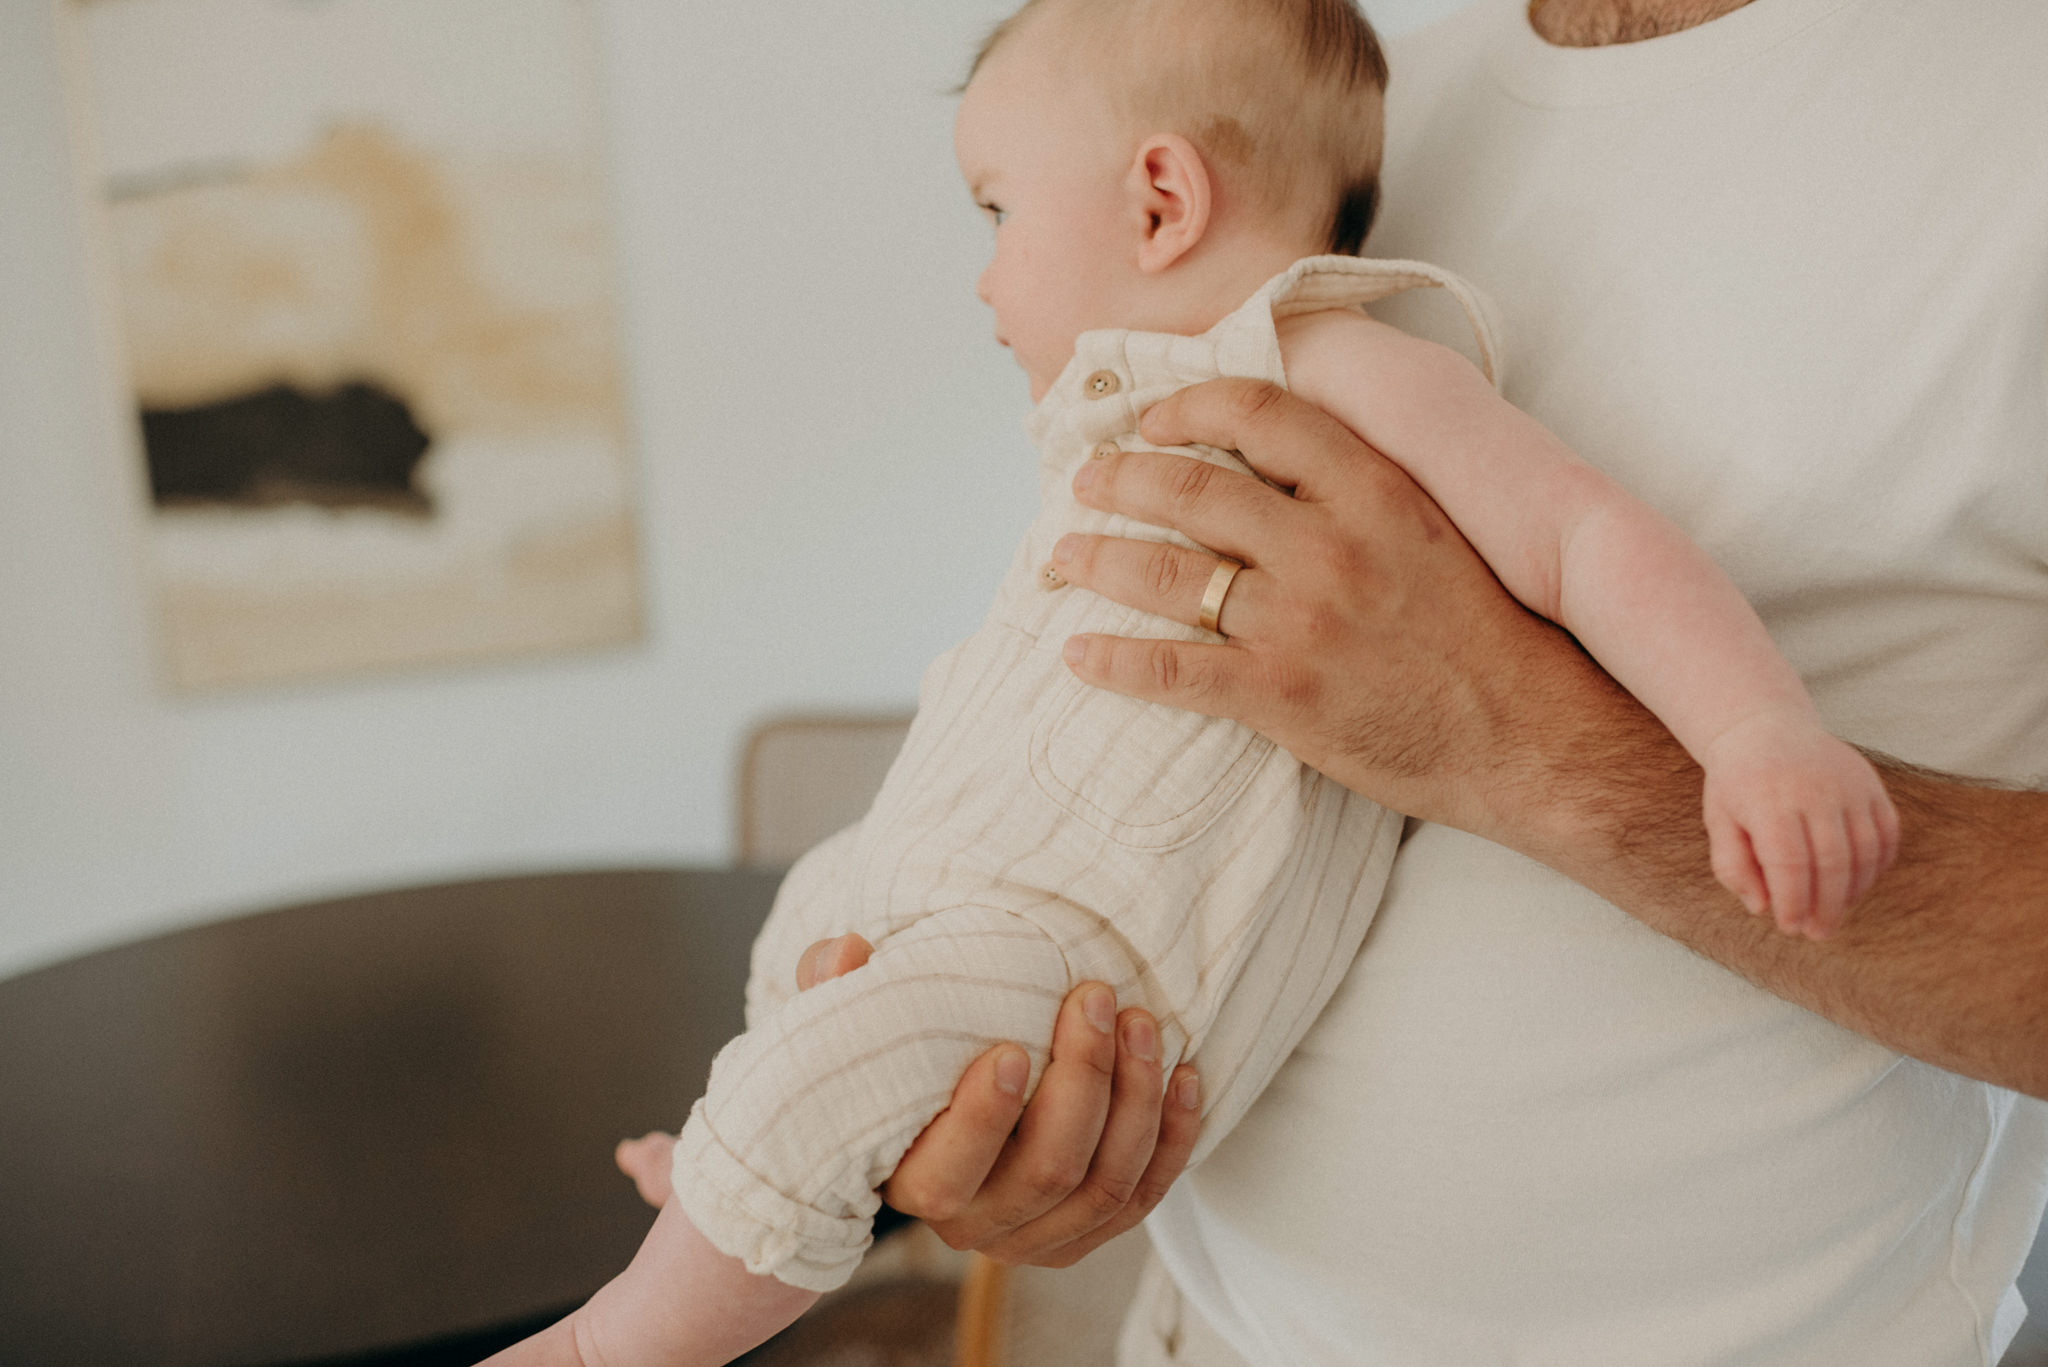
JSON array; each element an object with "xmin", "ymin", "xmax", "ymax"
[{"xmin": 68, "ymin": 0, "xmax": 642, "ymax": 689}]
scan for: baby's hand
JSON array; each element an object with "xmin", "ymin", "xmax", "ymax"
[
  {"xmin": 1700, "ymin": 713, "xmax": 1900, "ymax": 940},
  {"xmin": 615, "ymin": 1130, "xmax": 677, "ymax": 1209}
]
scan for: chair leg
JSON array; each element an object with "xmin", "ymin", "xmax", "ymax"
[{"xmin": 954, "ymin": 1251, "xmax": 1010, "ymax": 1367}]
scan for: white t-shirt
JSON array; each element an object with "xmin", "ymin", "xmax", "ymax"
[{"xmin": 1137, "ymin": 2, "xmax": 2048, "ymax": 1364}]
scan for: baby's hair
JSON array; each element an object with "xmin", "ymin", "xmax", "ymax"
[{"xmin": 967, "ymin": 0, "xmax": 1389, "ymax": 255}]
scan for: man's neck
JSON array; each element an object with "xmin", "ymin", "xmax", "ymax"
[{"xmin": 1527, "ymin": 0, "xmax": 1756, "ymax": 46}]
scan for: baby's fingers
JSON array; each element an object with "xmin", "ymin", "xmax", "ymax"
[
  {"xmin": 1707, "ymin": 810, "xmax": 1767, "ymax": 917},
  {"xmin": 1753, "ymin": 813, "xmax": 1815, "ymax": 936},
  {"xmin": 1803, "ymin": 811, "xmax": 1855, "ymax": 941}
]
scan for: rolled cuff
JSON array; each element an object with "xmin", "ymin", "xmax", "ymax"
[{"xmin": 672, "ymin": 1100, "xmax": 877, "ymax": 1293}]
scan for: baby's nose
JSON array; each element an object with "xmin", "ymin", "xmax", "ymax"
[{"xmin": 975, "ymin": 266, "xmax": 993, "ymax": 305}]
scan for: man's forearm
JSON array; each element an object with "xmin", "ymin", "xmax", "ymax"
[
  {"xmin": 1057, "ymin": 379, "xmax": 2048, "ymax": 1100},
  {"xmin": 1516, "ymin": 663, "xmax": 2048, "ymax": 1098}
]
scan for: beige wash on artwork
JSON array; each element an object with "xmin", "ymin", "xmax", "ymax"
[{"xmin": 67, "ymin": 0, "xmax": 641, "ymax": 689}]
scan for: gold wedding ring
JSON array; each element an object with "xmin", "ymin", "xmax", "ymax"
[{"xmin": 1198, "ymin": 557, "xmax": 1244, "ymax": 635}]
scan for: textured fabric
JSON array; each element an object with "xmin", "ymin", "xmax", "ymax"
[
  {"xmin": 672, "ymin": 256, "xmax": 1501, "ymax": 1292},
  {"xmin": 1132, "ymin": 3, "xmax": 2048, "ymax": 1365}
]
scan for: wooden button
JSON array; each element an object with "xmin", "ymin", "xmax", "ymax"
[
  {"xmin": 1038, "ymin": 562, "xmax": 1067, "ymax": 590},
  {"xmin": 1089, "ymin": 441, "xmax": 1120, "ymax": 460},
  {"xmin": 1084, "ymin": 370, "xmax": 1121, "ymax": 398}
]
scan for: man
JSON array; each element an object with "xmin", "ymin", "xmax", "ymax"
[{"xmin": 807, "ymin": 0, "xmax": 2048, "ymax": 1360}]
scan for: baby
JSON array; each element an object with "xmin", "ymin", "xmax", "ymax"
[{"xmin": 492, "ymin": 1, "xmax": 1897, "ymax": 1362}]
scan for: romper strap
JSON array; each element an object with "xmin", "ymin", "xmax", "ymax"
[{"xmin": 1266, "ymin": 254, "xmax": 1507, "ymax": 391}]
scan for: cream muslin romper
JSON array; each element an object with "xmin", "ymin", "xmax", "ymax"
[{"xmin": 672, "ymin": 255, "xmax": 1502, "ymax": 1292}]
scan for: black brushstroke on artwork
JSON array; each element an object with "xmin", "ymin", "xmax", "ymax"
[{"xmin": 141, "ymin": 380, "xmax": 435, "ymax": 514}]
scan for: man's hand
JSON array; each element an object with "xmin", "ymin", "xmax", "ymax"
[
  {"xmin": 614, "ymin": 931, "xmax": 1201, "ymax": 1262},
  {"xmin": 797, "ymin": 933, "xmax": 1201, "ymax": 1266},
  {"xmin": 1054, "ymin": 376, "xmax": 1603, "ymax": 857},
  {"xmin": 1050, "ymin": 376, "xmax": 2048, "ymax": 1100}
]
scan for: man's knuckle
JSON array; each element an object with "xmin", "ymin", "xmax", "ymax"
[
  {"xmin": 932, "ymin": 1223, "xmax": 981, "ymax": 1252},
  {"xmin": 1148, "ymin": 645, "xmax": 1181, "ymax": 695},
  {"xmin": 881, "ymin": 1171, "xmax": 924, "ymax": 1211},
  {"xmin": 1270, "ymin": 664, "xmax": 1321, "ymax": 715},
  {"xmin": 924, "ymin": 1193, "xmax": 971, "ymax": 1224},
  {"xmin": 1086, "ymin": 1169, "xmax": 1141, "ymax": 1212},
  {"xmin": 1299, "ymin": 599, "xmax": 1351, "ymax": 650},
  {"xmin": 1331, "ymin": 538, "xmax": 1376, "ymax": 584},
  {"xmin": 1225, "ymin": 379, "xmax": 1286, "ymax": 426},
  {"xmin": 1167, "ymin": 458, "xmax": 1218, "ymax": 512},
  {"xmin": 892, "ymin": 1175, "xmax": 956, "ymax": 1223},
  {"xmin": 1303, "ymin": 534, "xmax": 1363, "ymax": 588},
  {"xmin": 1132, "ymin": 1171, "xmax": 1177, "ymax": 1211},
  {"xmin": 1180, "ymin": 655, "xmax": 1226, "ymax": 703},
  {"xmin": 1024, "ymin": 1157, "xmax": 1088, "ymax": 1203},
  {"xmin": 1144, "ymin": 545, "xmax": 1185, "ymax": 600}
]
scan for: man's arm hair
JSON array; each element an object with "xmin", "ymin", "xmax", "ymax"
[{"xmin": 1528, "ymin": 662, "xmax": 2048, "ymax": 1098}]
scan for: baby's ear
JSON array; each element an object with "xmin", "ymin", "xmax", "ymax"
[{"xmin": 1131, "ymin": 134, "xmax": 1212, "ymax": 274}]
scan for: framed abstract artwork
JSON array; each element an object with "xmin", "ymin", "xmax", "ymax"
[{"xmin": 64, "ymin": 0, "xmax": 642, "ymax": 688}]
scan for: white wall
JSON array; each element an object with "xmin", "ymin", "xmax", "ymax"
[{"xmin": 0, "ymin": 0, "xmax": 1464, "ymax": 981}]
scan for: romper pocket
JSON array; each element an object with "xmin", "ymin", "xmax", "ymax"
[{"xmin": 1027, "ymin": 670, "xmax": 1274, "ymax": 851}]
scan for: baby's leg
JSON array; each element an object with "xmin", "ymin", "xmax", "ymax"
[
  {"xmin": 742, "ymin": 822, "xmax": 867, "ymax": 1024},
  {"xmin": 482, "ymin": 1200, "xmax": 819, "ymax": 1367}
]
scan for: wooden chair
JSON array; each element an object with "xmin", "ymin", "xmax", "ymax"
[
  {"xmin": 955, "ymin": 1233, "xmax": 1150, "ymax": 1367},
  {"xmin": 737, "ymin": 712, "xmax": 916, "ymax": 866}
]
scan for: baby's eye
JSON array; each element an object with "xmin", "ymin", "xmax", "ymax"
[{"xmin": 977, "ymin": 200, "xmax": 1007, "ymax": 227}]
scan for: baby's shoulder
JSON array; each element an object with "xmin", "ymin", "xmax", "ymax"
[
  {"xmin": 1275, "ymin": 302, "xmax": 1405, "ymax": 349},
  {"xmin": 1276, "ymin": 305, "xmax": 1480, "ymax": 407}
]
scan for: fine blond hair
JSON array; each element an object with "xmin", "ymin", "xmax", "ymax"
[{"xmin": 968, "ymin": 0, "xmax": 1389, "ymax": 254}]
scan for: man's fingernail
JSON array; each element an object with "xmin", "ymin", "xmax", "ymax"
[
  {"xmin": 1085, "ymin": 987, "xmax": 1116, "ymax": 1034},
  {"xmin": 1122, "ymin": 1015, "xmax": 1158, "ymax": 1062},
  {"xmin": 1073, "ymin": 462, "xmax": 1098, "ymax": 493},
  {"xmin": 995, "ymin": 1048, "xmax": 1028, "ymax": 1097},
  {"xmin": 1053, "ymin": 534, "xmax": 1077, "ymax": 565},
  {"xmin": 1062, "ymin": 636, "xmax": 1087, "ymax": 665},
  {"xmin": 1175, "ymin": 1073, "xmax": 1200, "ymax": 1109}
]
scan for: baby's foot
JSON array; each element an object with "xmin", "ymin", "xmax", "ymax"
[
  {"xmin": 1700, "ymin": 713, "xmax": 1900, "ymax": 939},
  {"xmin": 615, "ymin": 1130, "xmax": 678, "ymax": 1208}
]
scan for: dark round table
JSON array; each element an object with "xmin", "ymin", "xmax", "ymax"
[{"xmin": 0, "ymin": 867, "xmax": 785, "ymax": 1366}]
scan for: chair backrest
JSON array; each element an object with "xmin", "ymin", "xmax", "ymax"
[{"xmin": 736, "ymin": 712, "xmax": 914, "ymax": 866}]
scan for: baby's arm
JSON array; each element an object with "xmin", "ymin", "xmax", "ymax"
[
  {"xmin": 482, "ymin": 1200, "xmax": 819, "ymax": 1367},
  {"xmin": 1277, "ymin": 308, "xmax": 1899, "ymax": 936}
]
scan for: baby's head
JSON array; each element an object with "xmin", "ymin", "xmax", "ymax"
[{"xmin": 954, "ymin": 0, "xmax": 1388, "ymax": 398}]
